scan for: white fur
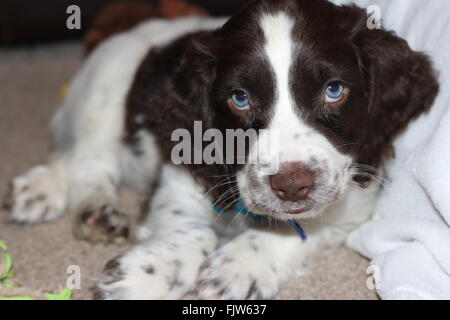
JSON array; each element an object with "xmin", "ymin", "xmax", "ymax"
[
  {"xmin": 120, "ymin": 130, "xmax": 161, "ymax": 192},
  {"xmin": 238, "ymin": 12, "xmax": 353, "ymax": 221},
  {"xmin": 7, "ymin": 16, "xmax": 378, "ymax": 300},
  {"xmin": 7, "ymin": 164, "xmax": 68, "ymax": 223},
  {"xmin": 98, "ymin": 165, "xmax": 218, "ymax": 299},
  {"xmin": 9, "ymin": 17, "xmax": 227, "ymax": 221}
]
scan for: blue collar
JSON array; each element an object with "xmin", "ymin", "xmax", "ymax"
[{"xmin": 212, "ymin": 198, "xmax": 307, "ymax": 241}]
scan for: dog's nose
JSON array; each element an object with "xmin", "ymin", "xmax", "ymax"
[{"xmin": 269, "ymin": 162, "xmax": 314, "ymax": 201}]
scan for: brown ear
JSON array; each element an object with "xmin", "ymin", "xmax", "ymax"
[
  {"xmin": 172, "ymin": 31, "xmax": 217, "ymax": 109},
  {"xmin": 351, "ymin": 22, "xmax": 439, "ymax": 182}
]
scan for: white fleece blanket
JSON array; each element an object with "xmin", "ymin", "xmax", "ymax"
[{"xmin": 329, "ymin": 0, "xmax": 450, "ymax": 299}]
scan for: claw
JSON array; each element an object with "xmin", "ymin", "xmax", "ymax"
[
  {"xmin": 2, "ymin": 182, "xmax": 14, "ymax": 212},
  {"xmin": 74, "ymin": 205, "xmax": 131, "ymax": 244}
]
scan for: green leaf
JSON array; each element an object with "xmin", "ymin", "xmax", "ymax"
[
  {"xmin": 0, "ymin": 252, "xmax": 13, "ymax": 281},
  {"xmin": 0, "ymin": 296, "xmax": 35, "ymax": 300},
  {"xmin": 44, "ymin": 287, "xmax": 73, "ymax": 300}
]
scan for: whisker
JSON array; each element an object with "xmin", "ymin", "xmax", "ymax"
[
  {"xmin": 213, "ymin": 188, "xmax": 241, "ymax": 210},
  {"xmin": 346, "ymin": 171, "xmax": 390, "ymax": 187},
  {"xmin": 210, "ymin": 189, "xmax": 242, "ymax": 227},
  {"xmin": 210, "ymin": 186, "xmax": 240, "ymax": 209},
  {"xmin": 351, "ymin": 163, "xmax": 386, "ymax": 175},
  {"xmin": 203, "ymin": 173, "xmax": 236, "ymax": 179},
  {"xmin": 227, "ymin": 204, "xmax": 247, "ymax": 230},
  {"xmin": 202, "ymin": 177, "xmax": 237, "ymax": 201},
  {"xmin": 335, "ymin": 142, "xmax": 364, "ymax": 151}
]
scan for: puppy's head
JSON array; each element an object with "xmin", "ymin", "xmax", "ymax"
[{"xmin": 182, "ymin": 0, "xmax": 438, "ymax": 220}]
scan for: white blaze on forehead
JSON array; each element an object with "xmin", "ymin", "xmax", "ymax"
[
  {"xmin": 260, "ymin": 12, "xmax": 299, "ymax": 132},
  {"xmin": 257, "ymin": 12, "xmax": 349, "ymax": 168},
  {"xmin": 258, "ymin": 12, "xmax": 307, "ymax": 166}
]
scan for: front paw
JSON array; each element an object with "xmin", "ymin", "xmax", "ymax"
[
  {"xmin": 93, "ymin": 257, "xmax": 130, "ymax": 300},
  {"xmin": 196, "ymin": 242, "xmax": 280, "ymax": 300},
  {"xmin": 74, "ymin": 204, "xmax": 130, "ymax": 245},
  {"xmin": 3, "ymin": 165, "xmax": 67, "ymax": 223},
  {"xmin": 94, "ymin": 241, "xmax": 202, "ymax": 300}
]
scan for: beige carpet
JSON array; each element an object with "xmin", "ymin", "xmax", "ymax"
[{"xmin": 0, "ymin": 42, "xmax": 377, "ymax": 300}]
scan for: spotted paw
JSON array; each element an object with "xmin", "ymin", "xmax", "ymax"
[
  {"xmin": 74, "ymin": 204, "xmax": 131, "ymax": 244},
  {"xmin": 3, "ymin": 165, "xmax": 68, "ymax": 224},
  {"xmin": 94, "ymin": 241, "xmax": 200, "ymax": 299},
  {"xmin": 196, "ymin": 239, "xmax": 280, "ymax": 300},
  {"xmin": 93, "ymin": 257, "xmax": 129, "ymax": 300}
]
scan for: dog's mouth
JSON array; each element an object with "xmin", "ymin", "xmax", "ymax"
[
  {"xmin": 240, "ymin": 198, "xmax": 318, "ymax": 220},
  {"xmin": 287, "ymin": 207, "xmax": 312, "ymax": 215},
  {"xmin": 237, "ymin": 165, "xmax": 351, "ymax": 221}
]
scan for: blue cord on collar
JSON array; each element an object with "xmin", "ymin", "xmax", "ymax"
[
  {"xmin": 212, "ymin": 198, "xmax": 307, "ymax": 241},
  {"xmin": 288, "ymin": 220, "xmax": 307, "ymax": 241}
]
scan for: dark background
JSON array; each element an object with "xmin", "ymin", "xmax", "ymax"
[{"xmin": 0, "ymin": 0, "xmax": 252, "ymax": 46}]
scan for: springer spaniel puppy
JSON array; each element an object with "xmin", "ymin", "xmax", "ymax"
[{"xmin": 3, "ymin": 0, "xmax": 438, "ymax": 299}]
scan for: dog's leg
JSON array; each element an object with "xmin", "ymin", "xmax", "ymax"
[
  {"xmin": 2, "ymin": 160, "xmax": 69, "ymax": 224},
  {"xmin": 2, "ymin": 147, "xmax": 129, "ymax": 244},
  {"xmin": 196, "ymin": 227, "xmax": 306, "ymax": 300},
  {"xmin": 195, "ymin": 225, "xmax": 346, "ymax": 300},
  {"xmin": 1, "ymin": 140, "xmax": 126, "ymax": 235},
  {"xmin": 63, "ymin": 146, "xmax": 131, "ymax": 244},
  {"xmin": 70, "ymin": 131, "xmax": 162, "ymax": 244},
  {"xmin": 3, "ymin": 31, "xmax": 157, "ymax": 243},
  {"xmin": 94, "ymin": 165, "xmax": 218, "ymax": 300}
]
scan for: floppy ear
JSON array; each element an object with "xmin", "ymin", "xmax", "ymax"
[
  {"xmin": 172, "ymin": 32, "xmax": 217, "ymax": 112},
  {"xmin": 170, "ymin": 32, "xmax": 238, "ymax": 199},
  {"xmin": 351, "ymin": 19, "xmax": 439, "ymax": 181}
]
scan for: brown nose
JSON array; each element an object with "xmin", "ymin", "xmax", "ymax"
[{"xmin": 269, "ymin": 162, "xmax": 314, "ymax": 201}]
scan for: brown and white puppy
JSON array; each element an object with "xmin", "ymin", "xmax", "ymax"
[{"xmin": 3, "ymin": 0, "xmax": 438, "ymax": 299}]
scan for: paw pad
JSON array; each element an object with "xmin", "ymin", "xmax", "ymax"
[{"xmin": 74, "ymin": 205, "xmax": 130, "ymax": 244}]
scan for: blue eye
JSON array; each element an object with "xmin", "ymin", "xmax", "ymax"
[
  {"xmin": 230, "ymin": 90, "xmax": 250, "ymax": 110},
  {"xmin": 325, "ymin": 82, "xmax": 345, "ymax": 103}
]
